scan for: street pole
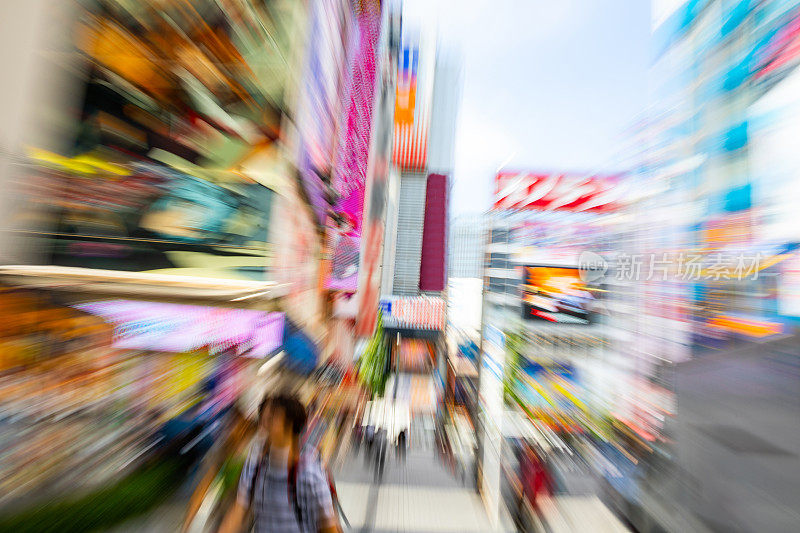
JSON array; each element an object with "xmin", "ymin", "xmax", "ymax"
[
  {"xmin": 394, "ymin": 332, "xmax": 400, "ymax": 400},
  {"xmin": 474, "ymin": 214, "xmax": 489, "ymax": 493}
]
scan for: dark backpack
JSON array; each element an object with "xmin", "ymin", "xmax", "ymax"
[{"xmin": 249, "ymin": 451, "xmax": 345, "ymax": 529}]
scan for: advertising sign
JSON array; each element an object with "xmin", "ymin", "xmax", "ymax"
[
  {"xmin": 75, "ymin": 300, "xmax": 284, "ymax": 356},
  {"xmin": 521, "ymin": 266, "xmax": 599, "ymax": 324},
  {"xmin": 327, "ymin": 3, "xmax": 381, "ymax": 292},
  {"xmin": 395, "ymin": 46, "xmax": 419, "ymax": 125},
  {"xmin": 297, "ymin": 0, "xmax": 355, "ymax": 224},
  {"xmin": 355, "ymin": 1, "xmax": 398, "ymax": 337},
  {"xmin": 392, "ymin": 34, "xmax": 435, "ymax": 172},
  {"xmin": 493, "ymin": 172, "xmax": 623, "ymax": 212},
  {"xmin": 25, "ymin": 158, "xmax": 274, "ymax": 280},
  {"xmin": 380, "ymin": 296, "xmax": 446, "ymax": 330},
  {"xmin": 22, "ymin": 1, "xmax": 310, "ymax": 281},
  {"xmin": 273, "ymin": 186, "xmax": 321, "ymax": 329}
]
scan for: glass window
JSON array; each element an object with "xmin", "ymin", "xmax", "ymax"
[
  {"xmin": 491, "ymin": 229, "xmax": 508, "ymax": 243},
  {"xmin": 488, "ymin": 277, "xmax": 505, "ymax": 293},
  {"xmin": 489, "ymin": 252, "xmax": 509, "ymax": 269}
]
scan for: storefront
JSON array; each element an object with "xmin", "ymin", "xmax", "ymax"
[{"xmin": 0, "ymin": 272, "xmax": 294, "ymax": 519}]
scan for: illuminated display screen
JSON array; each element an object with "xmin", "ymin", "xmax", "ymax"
[{"xmin": 521, "ymin": 266, "xmax": 598, "ymax": 324}]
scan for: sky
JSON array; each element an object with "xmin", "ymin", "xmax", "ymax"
[{"xmin": 404, "ymin": 0, "xmax": 652, "ymax": 215}]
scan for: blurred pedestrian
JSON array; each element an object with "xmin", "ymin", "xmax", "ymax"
[
  {"xmin": 364, "ymin": 423, "xmax": 375, "ymax": 465},
  {"xmin": 218, "ymin": 394, "xmax": 340, "ymax": 533},
  {"xmin": 352, "ymin": 424, "xmax": 362, "ymax": 456},
  {"xmin": 515, "ymin": 444, "xmax": 552, "ymax": 532},
  {"xmin": 374, "ymin": 427, "xmax": 387, "ymax": 482},
  {"xmin": 396, "ymin": 429, "xmax": 407, "ymax": 462}
]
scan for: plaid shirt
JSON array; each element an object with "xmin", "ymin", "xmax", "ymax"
[{"xmin": 237, "ymin": 439, "xmax": 334, "ymax": 533}]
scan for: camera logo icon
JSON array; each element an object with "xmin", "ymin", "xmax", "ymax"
[{"xmin": 578, "ymin": 251, "xmax": 608, "ymax": 283}]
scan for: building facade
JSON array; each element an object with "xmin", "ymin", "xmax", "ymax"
[{"xmin": 448, "ymin": 215, "xmax": 486, "ymax": 279}]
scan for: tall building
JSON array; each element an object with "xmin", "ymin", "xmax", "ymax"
[
  {"xmin": 616, "ymin": 2, "xmax": 800, "ymax": 531},
  {"xmin": 391, "ymin": 172, "xmax": 430, "ymax": 296},
  {"xmin": 448, "ymin": 215, "xmax": 486, "ymax": 279},
  {"xmin": 477, "ymin": 171, "xmax": 624, "ymax": 523},
  {"xmin": 381, "ymin": 36, "xmax": 461, "ymax": 300},
  {"xmin": 376, "ymin": 18, "xmax": 461, "ymax": 414}
]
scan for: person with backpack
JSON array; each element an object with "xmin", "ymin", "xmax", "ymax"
[{"xmin": 218, "ymin": 395, "xmax": 341, "ymax": 533}]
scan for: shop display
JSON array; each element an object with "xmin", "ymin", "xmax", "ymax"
[
  {"xmin": 395, "ymin": 339, "xmax": 434, "ymax": 372},
  {"xmin": 0, "ymin": 289, "xmax": 260, "ymax": 512}
]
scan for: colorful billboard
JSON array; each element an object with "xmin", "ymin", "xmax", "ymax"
[
  {"xmin": 355, "ymin": 2, "xmax": 399, "ymax": 337},
  {"xmin": 392, "ymin": 36, "xmax": 434, "ymax": 172},
  {"xmin": 395, "ymin": 47, "xmax": 419, "ymax": 125},
  {"xmin": 493, "ymin": 172, "xmax": 623, "ymax": 212},
  {"xmin": 75, "ymin": 300, "xmax": 284, "ymax": 356},
  {"xmin": 25, "ymin": 157, "xmax": 273, "ymax": 280},
  {"xmin": 20, "ymin": 0, "xmax": 310, "ymax": 281},
  {"xmin": 327, "ymin": 2, "xmax": 381, "ymax": 291},
  {"xmin": 297, "ymin": 0, "xmax": 355, "ymax": 224}
]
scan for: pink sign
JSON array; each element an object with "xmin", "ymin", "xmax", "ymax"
[
  {"xmin": 75, "ymin": 300, "xmax": 284, "ymax": 357},
  {"xmin": 327, "ymin": 4, "xmax": 381, "ymax": 291}
]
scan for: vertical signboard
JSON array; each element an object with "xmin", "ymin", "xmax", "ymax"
[
  {"xmin": 273, "ymin": 184, "xmax": 321, "ymax": 331},
  {"xmin": 296, "ymin": 0, "xmax": 355, "ymax": 224},
  {"xmin": 479, "ymin": 324, "xmax": 505, "ymax": 525},
  {"xmin": 419, "ymin": 174, "xmax": 448, "ymax": 292},
  {"xmin": 355, "ymin": 1, "xmax": 399, "ymax": 336},
  {"xmin": 392, "ymin": 31, "xmax": 435, "ymax": 172},
  {"xmin": 327, "ymin": 1, "xmax": 381, "ymax": 292}
]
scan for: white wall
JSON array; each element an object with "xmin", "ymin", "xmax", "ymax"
[
  {"xmin": 447, "ymin": 277, "xmax": 483, "ymax": 334},
  {"xmin": 380, "ymin": 167, "xmax": 401, "ymax": 296},
  {"xmin": 0, "ymin": 0, "xmax": 83, "ymax": 264}
]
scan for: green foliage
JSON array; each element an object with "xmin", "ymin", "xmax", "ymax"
[
  {"xmin": 0, "ymin": 458, "xmax": 187, "ymax": 533},
  {"xmin": 358, "ymin": 311, "xmax": 388, "ymax": 398},
  {"xmin": 503, "ymin": 330, "xmax": 523, "ymax": 406}
]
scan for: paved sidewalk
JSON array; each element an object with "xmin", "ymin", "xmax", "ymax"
[{"xmin": 334, "ymin": 447, "xmax": 513, "ymax": 533}]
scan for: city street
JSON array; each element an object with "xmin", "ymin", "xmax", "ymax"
[
  {"xmin": 3, "ymin": 1, "xmax": 800, "ymax": 531},
  {"xmin": 334, "ymin": 446, "xmax": 512, "ymax": 533},
  {"xmin": 670, "ymin": 338, "xmax": 800, "ymax": 533}
]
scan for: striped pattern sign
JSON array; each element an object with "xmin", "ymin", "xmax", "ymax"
[
  {"xmin": 381, "ymin": 296, "xmax": 445, "ymax": 330},
  {"xmin": 393, "ymin": 121, "xmax": 428, "ymax": 171},
  {"xmin": 392, "ymin": 42, "xmax": 430, "ymax": 171},
  {"xmin": 493, "ymin": 172, "xmax": 623, "ymax": 212}
]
